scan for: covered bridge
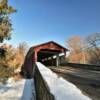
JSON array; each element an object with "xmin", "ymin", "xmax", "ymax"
[{"xmin": 21, "ymin": 41, "xmax": 68, "ymax": 78}]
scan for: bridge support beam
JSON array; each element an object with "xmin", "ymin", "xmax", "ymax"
[
  {"xmin": 56, "ymin": 54, "xmax": 59, "ymax": 67},
  {"xmin": 51, "ymin": 57, "xmax": 54, "ymax": 66},
  {"xmin": 64, "ymin": 51, "xmax": 66, "ymax": 63}
]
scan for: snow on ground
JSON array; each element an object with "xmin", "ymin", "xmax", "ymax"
[
  {"xmin": 36, "ymin": 62, "xmax": 92, "ymax": 100},
  {"xmin": 0, "ymin": 78, "xmax": 36, "ymax": 100},
  {"xmin": 21, "ymin": 79, "xmax": 36, "ymax": 100}
]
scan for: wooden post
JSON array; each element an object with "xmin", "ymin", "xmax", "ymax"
[
  {"xmin": 51, "ymin": 56, "xmax": 53, "ymax": 66},
  {"xmin": 64, "ymin": 51, "xmax": 66, "ymax": 63},
  {"xmin": 56, "ymin": 54, "xmax": 59, "ymax": 67},
  {"xmin": 46, "ymin": 58, "xmax": 48, "ymax": 66},
  {"xmin": 34, "ymin": 51, "xmax": 37, "ymax": 62},
  {"xmin": 59, "ymin": 56, "xmax": 61, "ymax": 65}
]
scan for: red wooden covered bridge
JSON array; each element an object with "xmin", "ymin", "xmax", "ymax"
[{"xmin": 21, "ymin": 41, "xmax": 68, "ymax": 78}]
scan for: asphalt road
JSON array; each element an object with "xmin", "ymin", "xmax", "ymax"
[{"xmin": 50, "ymin": 66, "xmax": 100, "ymax": 100}]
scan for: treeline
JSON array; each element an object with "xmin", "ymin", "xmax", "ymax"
[
  {"xmin": 66, "ymin": 33, "xmax": 100, "ymax": 65},
  {"xmin": 0, "ymin": 42, "xmax": 28, "ymax": 82}
]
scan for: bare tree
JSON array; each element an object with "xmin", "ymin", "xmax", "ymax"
[
  {"xmin": 17, "ymin": 42, "xmax": 29, "ymax": 56},
  {"xmin": 85, "ymin": 33, "xmax": 100, "ymax": 64}
]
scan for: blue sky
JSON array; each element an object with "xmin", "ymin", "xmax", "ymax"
[{"xmin": 7, "ymin": 0, "xmax": 100, "ymax": 47}]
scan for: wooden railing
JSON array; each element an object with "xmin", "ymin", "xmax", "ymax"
[{"xmin": 33, "ymin": 64, "xmax": 55, "ymax": 100}]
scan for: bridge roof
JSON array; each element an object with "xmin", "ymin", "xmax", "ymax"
[
  {"xmin": 32, "ymin": 41, "xmax": 68, "ymax": 51},
  {"xmin": 32, "ymin": 41, "xmax": 69, "ymax": 62}
]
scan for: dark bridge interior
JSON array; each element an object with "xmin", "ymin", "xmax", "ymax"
[{"xmin": 37, "ymin": 49, "xmax": 61, "ymax": 66}]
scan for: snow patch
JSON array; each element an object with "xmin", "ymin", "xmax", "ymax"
[
  {"xmin": 21, "ymin": 79, "xmax": 36, "ymax": 100},
  {"xmin": 0, "ymin": 78, "xmax": 36, "ymax": 100},
  {"xmin": 36, "ymin": 62, "xmax": 92, "ymax": 100}
]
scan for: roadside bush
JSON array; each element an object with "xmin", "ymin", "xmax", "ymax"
[{"xmin": 0, "ymin": 65, "xmax": 14, "ymax": 83}]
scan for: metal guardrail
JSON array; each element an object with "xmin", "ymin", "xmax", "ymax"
[{"xmin": 60, "ymin": 63, "xmax": 100, "ymax": 71}]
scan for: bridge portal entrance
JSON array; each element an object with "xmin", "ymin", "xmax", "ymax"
[{"xmin": 33, "ymin": 41, "xmax": 68, "ymax": 66}]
